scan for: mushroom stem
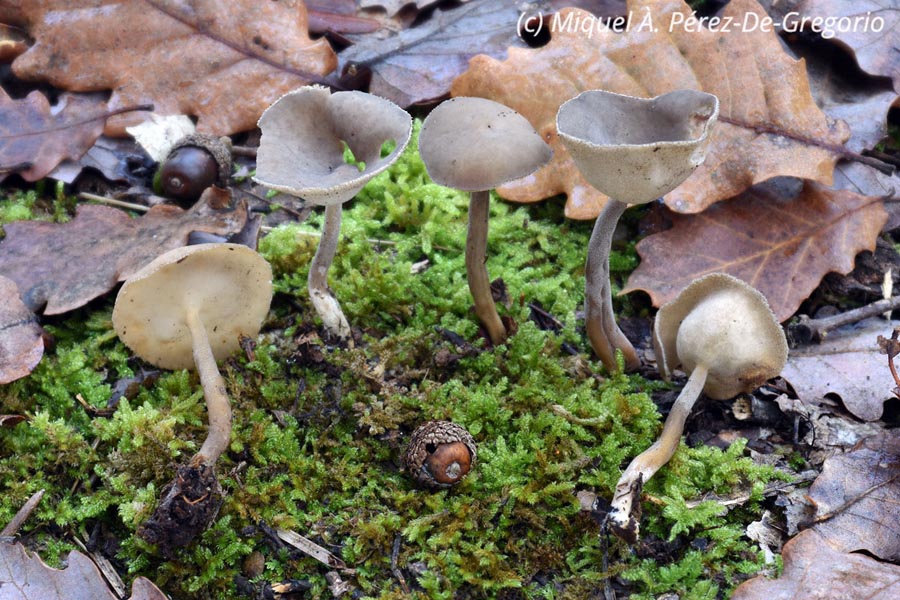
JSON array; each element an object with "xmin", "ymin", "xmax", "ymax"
[
  {"xmin": 608, "ymin": 362, "xmax": 709, "ymax": 542},
  {"xmin": 584, "ymin": 199, "xmax": 640, "ymax": 372},
  {"xmin": 308, "ymin": 203, "xmax": 352, "ymax": 342},
  {"xmin": 185, "ymin": 308, "xmax": 232, "ymax": 467},
  {"xmin": 466, "ymin": 189, "xmax": 506, "ymax": 345}
]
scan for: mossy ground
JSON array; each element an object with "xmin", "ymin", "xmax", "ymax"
[{"xmin": 1, "ymin": 123, "xmax": 780, "ymax": 599}]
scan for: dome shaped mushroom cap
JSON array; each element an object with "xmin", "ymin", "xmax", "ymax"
[
  {"xmin": 556, "ymin": 89, "xmax": 718, "ymax": 205},
  {"xmin": 113, "ymin": 243, "xmax": 273, "ymax": 371},
  {"xmin": 419, "ymin": 97, "xmax": 552, "ymax": 192},
  {"xmin": 653, "ymin": 273, "xmax": 787, "ymax": 400},
  {"xmin": 253, "ymin": 85, "xmax": 412, "ymax": 206}
]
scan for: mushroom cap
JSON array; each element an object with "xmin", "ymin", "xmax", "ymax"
[
  {"xmin": 556, "ymin": 89, "xmax": 719, "ymax": 205},
  {"xmin": 652, "ymin": 273, "xmax": 787, "ymax": 400},
  {"xmin": 113, "ymin": 243, "xmax": 273, "ymax": 371},
  {"xmin": 253, "ymin": 85, "xmax": 412, "ymax": 206},
  {"xmin": 419, "ymin": 97, "xmax": 552, "ymax": 192}
]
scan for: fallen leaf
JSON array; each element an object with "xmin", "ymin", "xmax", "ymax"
[
  {"xmin": 0, "ymin": 24, "xmax": 29, "ymax": 62},
  {"xmin": 782, "ymin": 318, "xmax": 895, "ymax": 421},
  {"xmin": 0, "ymin": 541, "xmax": 166, "ymax": 600},
  {"xmin": 0, "ymin": 415, "xmax": 26, "ymax": 427},
  {"xmin": 0, "ymin": 276, "xmax": 43, "ymax": 384},
  {"xmin": 338, "ymin": 0, "xmax": 528, "ymax": 107},
  {"xmin": 0, "ymin": 90, "xmax": 132, "ymax": 182},
  {"xmin": 49, "ymin": 136, "xmax": 155, "ymax": 186},
  {"xmin": 799, "ymin": 41, "xmax": 897, "ymax": 154},
  {"xmin": 451, "ymin": 0, "xmax": 850, "ymax": 219},
  {"xmin": 307, "ymin": 1, "xmax": 380, "ymax": 36},
  {"xmin": 358, "ymin": 0, "xmax": 441, "ymax": 17},
  {"xmin": 623, "ymin": 179, "xmax": 887, "ymax": 322},
  {"xmin": 8, "ymin": 0, "xmax": 337, "ymax": 136},
  {"xmin": 807, "ymin": 430, "xmax": 900, "ymax": 560},
  {"xmin": 767, "ymin": 0, "xmax": 900, "ymax": 87},
  {"xmin": 126, "ymin": 113, "xmax": 196, "ymax": 163},
  {"xmin": 731, "ymin": 529, "xmax": 900, "ymax": 600},
  {"xmin": 0, "ymin": 194, "xmax": 248, "ymax": 315}
]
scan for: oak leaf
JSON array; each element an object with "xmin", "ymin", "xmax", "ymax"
[
  {"xmin": 0, "ymin": 541, "xmax": 167, "ymax": 600},
  {"xmin": 767, "ymin": 0, "xmax": 900, "ymax": 87},
  {"xmin": 0, "ymin": 90, "xmax": 121, "ymax": 182},
  {"xmin": 622, "ymin": 180, "xmax": 887, "ymax": 322},
  {"xmin": 451, "ymin": 0, "xmax": 850, "ymax": 219},
  {"xmin": 8, "ymin": 0, "xmax": 337, "ymax": 136},
  {"xmin": 732, "ymin": 529, "xmax": 900, "ymax": 600},
  {"xmin": 0, "ymin": 194, "xmax": 248, "ymax": 315},
  {"xmin": 808, "ymin": 430, "xmax": 900, "ymax": 560},
  {"xmin": 338, "ymin": 0, "xmax": 528, "ymax": 107},
  {"xmin": 0, "ymin": 276, "xmax": 43, "ymax": 384},
  {"xmin": 782, "ymin": 318, "xmax": 894, "ymax": 421}
]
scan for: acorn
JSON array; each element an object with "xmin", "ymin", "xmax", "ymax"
[
  {"xmin": 158, "ymin": 134, "xmax": 232, "ymax": 204},
  {"xmin": 404, "ymin": 421, "xmax": 476, "ymax": 488}
]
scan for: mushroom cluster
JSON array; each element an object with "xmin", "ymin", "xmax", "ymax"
[{"xmin": 607, "ymin": 273, "xmax": 788, "ymax": 543}]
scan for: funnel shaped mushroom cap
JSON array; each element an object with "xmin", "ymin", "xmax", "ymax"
[
  {"xmin": 253, "ymin": 86, "xmax": 412, "ymax": 206},
  {"xmin": 113, "ymin": 243, "xmax": 273, "ymax": 371},
  {"xmin": 419, "ymin": 97, "xmax": 552, "ymax": 192},
  {"xmin": 653, "ymin": 273, "xmax": 787, "ymax": 400},
  {"xmin": 557, "ymin": 89, "xmax": 719, "ymax": 205}
]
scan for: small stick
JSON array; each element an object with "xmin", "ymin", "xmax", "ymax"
[
  {"xmin": 230, "ymin": 145, "xmax": 258, "ymax": 158},
  {"xmin": 1, "ymin": 489, "xmax": 45, "ymax": 537},
  {"xmin": 790, "ymin": 295, "xmax": 900, "ymax": 343},
  {"xmin": 390, "ymin": 534, "xmax": 410, "ymax": 595},
  {"xmin": 78, "ymin": 192, "xmax": 149, "ymax": 213}
]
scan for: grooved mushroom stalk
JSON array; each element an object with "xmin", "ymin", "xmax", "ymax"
[
  {"xmin": 557, "ymin": 89, "xmax": 719, "ymax": 372},
  {"xmin": 607, "ymin": 273, "xmax": 788, "ymax": 544},
  {"xmin": 419, "ymin": 97, "xmax": 552, "ymax": 345}
]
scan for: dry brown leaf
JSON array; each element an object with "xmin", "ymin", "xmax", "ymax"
[
  {"xmin": 807, "ymin": 430, "xmax": 900, "ymax": 560},
  {"xmin": 338, "ymin": 0, "xmax": 527, "ymax": 107},
  {"xmin": 8, "ymin": 0, "xmax": 337, "ymax": 136},
  {"xmin": 451, "ymin": 0, "xmax": 850, "ymax": 219},
  {"xmin": 0, "ymin": 541, "xmax": 166, "ymax": 600},
  {"xmin": 0, "ymin": 194, "xmax": 248, "ymax": 315},
  {"xmin": 623, "ymin": 179, "xmax": 886, "ymax": 322},
  {"xmin": 0, "ymin": 276, "xmax": 42, "ymax": 384},
  {"xmin": 732, "ymin": 529, "xmax": 900, "ymax": 600},
  {"xmin": 0, "ymin": 90, "xmax": 127, "ymax": 182},
  {"xmin": 767, "ymin": 0, "xmax": 900, "ymax": 86},
  {"xmin": 782, "ymin": 318, "xmax": 895, "ymax": 421}
]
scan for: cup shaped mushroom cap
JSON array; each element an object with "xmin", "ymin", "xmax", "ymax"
[
  {"xmin": 253, "ymin": 85, "xmax": 412, "ymax": 206},
  {"xmin": 653, "ymin": 273, "xmax": 787, "ymax": 400},
  {"xmin": 419, "ymin": 97, "xmax": 552, "ymax": 192},
  {"xmin": 556, "ymin": 89, "xmax": 719, "ymax": 205},
  {"xmin": 113, "ymin": 243, "xmax": 273, "ymax": 371}
]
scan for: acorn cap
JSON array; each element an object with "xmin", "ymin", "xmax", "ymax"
[
  {"xmin": 419, "ymin": 97, "xmax": 552, "ymax": 192},
  {"xmin": 253, "ymin": 85, "xmax": 412, "ymax": 206},
  {"xmin": 652, "ymin": 273, "xmax": 788, "ymax": 399},
  {"xmin": 405, "ymin": 421, "xmax": 477, "ymax": 489},
  {"xmin": 112, "ymin": 243, "xmax": 273, "ymax": 370},
  {"xmin": 556, "ymin": 89, "xmax": 718, "ymax": 205}
]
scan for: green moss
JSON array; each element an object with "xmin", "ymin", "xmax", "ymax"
[{"xmin": 0, "ymin": 126, "xmax": 779, "ymax": 599}]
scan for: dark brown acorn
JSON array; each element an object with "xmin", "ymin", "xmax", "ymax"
[
  {"xmin": 159, "ymin": 134, "xmax": 232, "ymax": 204},
  {"xmin": 404, "ymin": 421, "xmax": 476, "ymax": 488}
]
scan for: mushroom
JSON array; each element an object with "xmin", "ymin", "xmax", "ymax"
[
  {"xmin": 112, "ymin": 243, "xmax": 272, "ymax": 552},
  {"xmin": 556, "ymin": 89, "xmax": 718, "ymax": 372},
  {"xmin": 419, "ymin": 97, "xmax": 552, "ymax": 346},
  {"xmin": 253, "ymin": 85, "xmax": 412, "ymax": 343},
  {"xmin": 607, "ymin": 273, "xmax": 788, "ymax": 543}
]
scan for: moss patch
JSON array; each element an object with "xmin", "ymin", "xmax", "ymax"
[{"xmin": 1, "ymin": 122, "xmax": 778, "ymax": 598}]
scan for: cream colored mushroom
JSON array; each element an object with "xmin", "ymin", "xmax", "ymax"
[
  {"xmin": 113, "ymin": 243, "xmax": 272, "ymax": 467},
  {"xmin": 607, "ymin": 273, "xmax": 787, "ymax": 543},
  {"xmin": 419, "ymin": 97, "xmax": 552, "ymax": 345},
  {"xmin": 253, "ymin": 85, "xmax": 412, "ymax": 343},
  {"xmin": 556, "ymin": 89, "xmax": 718, "ymax": 372}
]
